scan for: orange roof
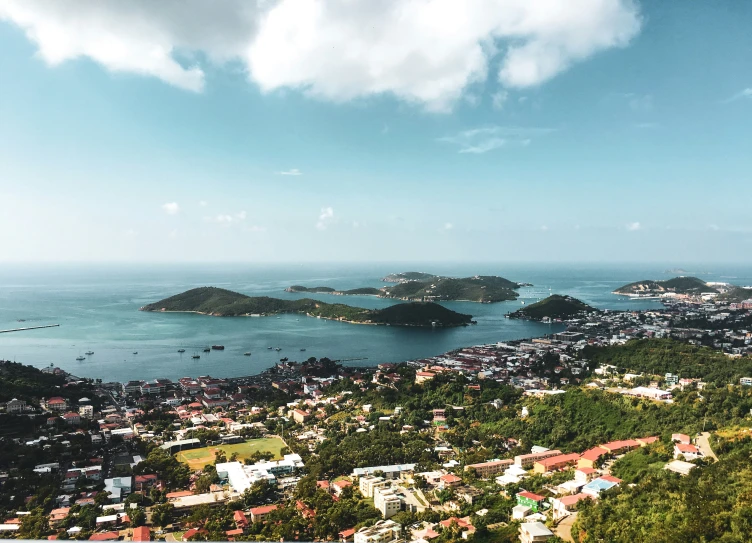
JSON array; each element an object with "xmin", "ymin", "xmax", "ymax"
[
  {"xmin": 676, "ymin": 443, "xmax": 699, "ymax": 454},
  {"xmin": 535, "ymin": 453, "xmax": 580, "ymax": 469},
  {"xmin": 440, "ymin": 473, "xmax": 462, "ymax": 483},
  {"xmin": 333, "ymin": 479, "xmax": 352, "ymax": 489},
  {"xmin": 581, "ymin": 448, "xmax": 608, "ymax": 461},
  {"xmin": 576, "ymin": 467, "xmax": 597, "ymax": 474},
  {"xmin": 599, "ymin": 475, "xmax": 622, "ymax": 484},
  {"xmin": 166, "ymin": 490, "xmax": 193, "ymax": 499},
  {"xmin": 132, "ymin": 526, "xmax": 151, "ymax": 542},
  {"xmin": 439, "ymin": 517, "xmax": 474, "ymax": 530},
  {"xmin": 250, "ymin": 505, "xmax": 277, "ymax": 515},
  {"xmin": 600, "ymin": 440, "xmax": 640, "ymax": 452},
  {"xmin": 558, "ymin": 493, "xmax": 590, "ymax": 507},
  {"xmin": 517, "ymin": 491, "xmax": 545, "ymax": 502},
  {"xmin": 637, "ymin": 436, "xmax": 659, "ymax": 444},
  {"xmin": 88, "ymin": 532, "xmax": 119, "ymax": 541},
  {"xmin": 226, "ymin": 529, "xmax": 244, "ymax": 536},
  {"xmin": 339, "ymin": 528, "xmax": 356, "ymax": 538}
]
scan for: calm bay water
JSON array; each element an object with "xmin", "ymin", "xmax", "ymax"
[{"xmin": 1, "ymin": 262, "xmax": 750, "ymax": 383}]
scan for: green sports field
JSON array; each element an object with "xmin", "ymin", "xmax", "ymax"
[{"xmin": 175, "ymin": 436, "xmax": 287, "ymax": 470}]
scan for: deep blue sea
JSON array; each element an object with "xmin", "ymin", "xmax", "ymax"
[{"xmin": 1, "ymin": 263, "xmax": 750, "ymax": 383}]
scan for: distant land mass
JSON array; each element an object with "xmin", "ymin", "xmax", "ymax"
[
  {"xmin": 614, "ymin": 276, "xmax": 718, "ymax": 296},
  {"xmin": 285, "ymin": 286, "xmax": 382, "ymax": 296},
  {"xmin": 508, "ymin": 295, "xmax": 597, "ymax": 321},
  {"xmin": 717, "ymin": 286, "xmax": 752, "ymax": 303},
  {"xmin": 140, "ymin": 287, "xmax": 472, "ymax": 327},
  {"xmin": 288, "ymin": 273, "xmax": 528, "ymax": 303}
]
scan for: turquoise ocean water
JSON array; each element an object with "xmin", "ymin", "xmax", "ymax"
[{"xmin": 1, "ymin": 263, "xmax": 750, "ymax": 383}]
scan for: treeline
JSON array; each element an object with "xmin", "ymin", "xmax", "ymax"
[{"xmin": 583, "ymin": 338, "xmax": 752, "ymax": 385}]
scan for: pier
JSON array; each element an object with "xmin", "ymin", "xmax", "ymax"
[{"xmin": 0, "ymin": 324, "xmax": 60, "ymax": 334}]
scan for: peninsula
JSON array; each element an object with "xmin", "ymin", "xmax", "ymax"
[
  {"xmin": 287, "ymin": 273, "xmax": 526, "ymax": 303},
  {"xmin": 508, "ymin": 294, "xmax": 597, "ymax": 321},
  {"xmin": 140, "ymin": 287, "xmax": 472, "ymax": 327},
  {"xmin": 614, "ymin": 276, "xmax": 717, "ymax": 297}
]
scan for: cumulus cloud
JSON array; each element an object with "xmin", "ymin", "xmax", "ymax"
[
  {"xmin": 199, "ymin": 200, "xmax": 208, "ymax": 207},
  {"xmin": 0, "ymin": 0, "xmax": 642, "ymax": 111},
  {"xmin": 277, "ymin": 168, "xmax": 302, "ymax": 176},
  {"xmin": 162, "ymin": 202, "xmax": 179, "ymax": 215},
  {"xmin": 627, "ymin": 221, "xmax": 641, "ymax": 231},
  {"xmin": 439, "ymin": 126, "xmax": 555, "ymax": 154},
  {"xmin": 316, "ymin": 206, "xmax": 334, "ymax": 230},
  {"xmin": 206, "ymin": 211, "xmax": 247, "ymax": 225}
]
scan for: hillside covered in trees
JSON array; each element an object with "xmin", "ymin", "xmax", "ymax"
[
  {"xmin": 614, "ymin": 276, "xmax": 716, "ymax": 295},
  {"xmin": 140, "ymin": 287, "xmax": 472, "ymax": 326},
  {"xmin": 508, "ymin": 295, "xmax": 596, "ymax": 320}
]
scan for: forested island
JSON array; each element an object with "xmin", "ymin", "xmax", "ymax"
[
  {"xmin": 508, "ymin": 294, "xmax": 597, "ymax": 321},
  {"xmin": 614, "ymin": 276, "xmax": 716, "ymax": 296},
  {"xmin": 288, "ymin": 273, "xmax": 527, "ymax": 303},
  {"xmin": 140, "ymin": 287, "xmax": 473, "ymax": 327}
]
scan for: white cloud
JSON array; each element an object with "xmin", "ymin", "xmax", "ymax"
[
  {"xmin": 277, "ymin": 168, "xmax": 302, "ymax": 176},
  {"xmin": 626, "ymin": 221, "xmax": 641, "ymax": 231},
  {"xmin": 0, "ymin": 0, "xmax": 642, "ymax": 111},
  {"xmin": 206, "ymin": 210, "xmax": 247, "ymax": 224},
  {"xmin": 199, "ymin": 200, "xmax": 208, "ymax": 207},
  {"xmin": 161, "ymin": 202, "xmax": 179, "ymax": 215},
  {"xmin": 443, "ymin": 222, "xmax": 454, "ymax": 230},
  {"xmin": 439, "ymin": 125, "xmax": 554, "ymax": 154},
  {"xmin": 541, "ymin": 225, "xmax": 549, "ymax": 231},
  {"xmin": 246, "ymin": 225, "xmax": 267, "ymax": 233},
  {"xmin": 316, "ymin": 206, "xmax": 334, "ymax": 230},
  {"xmin": 724, "ymin": 88, "xmax": 752, "ymax": 103},
  {"xmin": 491, "ymin": 90, "xmax": 509, "ymax": 110}
]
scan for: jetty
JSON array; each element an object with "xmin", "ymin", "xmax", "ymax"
[{"xmin": 0, "ymin": 324, "xmax": 60, "ymax": 334}]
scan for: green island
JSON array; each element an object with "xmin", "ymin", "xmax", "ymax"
[
  {"xmin": 508, "ymin": 294, "xmax": 597, "ymax": 320},
  {"xmin": 614, "ymin": 276, "xmax": 717, "ymax": 296},
  {"xmin": 286, "ymin": 274, "xmax": 525, "ymax": 303},
  {"xmin": 140, "ymin": 287, "xmax": 472, "ymax": 327}
]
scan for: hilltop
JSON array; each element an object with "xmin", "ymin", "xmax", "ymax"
[
  {"xmin": 614, "ymin": 276, "xmax": 717, "ymax": 296},
  {"xmin": 286, "ymin": 273, "xmax": 525, "ymax": 303},
  {"xmin": 508, "ymin": 294, "xmax": 597, "ymax": 321},
  {"xmin": 381, "ymin": 274, "xmax": 523, "ymax": 303},
  {"xmin": 140, "ymin": 287, "xmax": 472, "ymax": 327}
]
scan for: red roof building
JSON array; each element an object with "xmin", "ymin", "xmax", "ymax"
[
  {"xmin": 131, "ymin": 526, "xmax": 151, "ymax": 542},
  {"xmin": 88, "ymin": 532, "xmax": 119, "ymax": 541}
]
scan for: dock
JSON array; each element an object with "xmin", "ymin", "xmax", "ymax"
[{"xmin": 0, "ymin": 324, "xmax": 60, "ymax": 334}]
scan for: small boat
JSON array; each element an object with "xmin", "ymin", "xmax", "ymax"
[
  {"xmin": 192, "ymin": 354, "xmax": 200, "ymax": 359},
  {"xmin": 244, "ymin": 352, "xmax": 252, "ymax": 356},
  {"xmin": 76, "ymin": 355, "xmax": 85, "ymax": 361},
  {"xmin": 275, "ymin": 347, "xmax": 281, "ymax": 351},
  {"xmin": 300, "ymin": 348, "xmax": 306, "ymax": 352},
  {"xmin": 177, "ymin": 349, "xmax": 185, "ymax": 353},
  {"xmin": 267, "ymin": 346, "xmax": 273, "ymax": 350},
  {"xmin": 133, "ymin": 351, "xmax": 138, "ymax": 355},
  {"xmin": 203, "ymin": 348, "xmax": 211, "ymax": 352},
  {"xmin": 85, "ymin": 351, "xmax": 94, "ymax": 355},
  {"xmin": 211, "ymin": 345, "xmax": 225, "ymax": 350}
]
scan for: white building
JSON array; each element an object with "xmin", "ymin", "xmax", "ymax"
[
  {"xmin": 359, "ymin": 476, "xmax": 387, "ymax": 498},
  {"xmin": 354, "ymin": 519, "xmax": 401, "ymax": 543},
  {"xmin": 519, "ymin": 521, "xmax": 554, "ymax": 543},
  {"xmin": 216, "ymin": 454, "xmax": 304, "ymax": 493},
  {"xmin": 374, "ymin": 487, "xmax": 401, "ymax": 519}
]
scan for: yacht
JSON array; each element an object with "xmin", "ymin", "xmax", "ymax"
[
  {"xmin": 203, "ymin": 348, "xmax": 211, "ymax": 352},
  {"xmin": 192, "ymin": 354, "xmax": 200, "ymax": 359},
  {"xmin": 133, "ymin": 351, "xmax": 138, "ymax": 355},
  {"xmin": 244, "ymin": 352, "xmax": 252, "ymax": 356},
  {"xmin": 275, "ymin": 347, "xmax": 281, "ymax": 351},
  {"xmin": 177, "ymin": 348, "xmax": 186, "ymax": 353},
  {"xmin": 85, "ymin": 351, "xmax": 94, "ymax": 355},
  {"xmin": 300, "ymin": 348, "xmax": 306, "ymax": 352},
  {"xmin": 76, "ymin": 355, "xmax": 85, "ymax": 361},
  {"xmin": 267, "ymin": 346, "xmax": 273, "ymax": 350}
]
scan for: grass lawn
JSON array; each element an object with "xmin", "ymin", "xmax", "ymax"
[{"xmin": 175, "ymin": 436, "xmax": 287, "ymax": 470}]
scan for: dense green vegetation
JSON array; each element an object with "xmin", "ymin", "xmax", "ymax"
[
  {"xmin": 141, "ymin": 287, "xmax": 472, "ymax": 326},
  {"xmin": 341, "ymin": 287, "xmax": 382, "ymax": 295},
  {"xmin": 583, "ymin": 338, "xmax": 752, "ymax": 385},
  {"xmin": 508, "ymin": 294, "xmax": 596, "ymax": 320},
  {"xmin": 383, "ymin": 275, "xmax": 521, "ymax": 302},
  {"xmin": 614, "ymin": 276, "xmax": 716, "ymax": 295},
  {"xmin": 717, "ymin": 285, "xmax": 752, "ymax": 303},
  {"xmin": 286, "ymin": 285, "xmax": 336, "ymax": 293},
  {"xmin": 573, "ymin": 436, "xmax": 752, "ymax": 542}
]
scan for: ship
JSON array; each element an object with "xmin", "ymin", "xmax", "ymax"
[
  {"xmin": 177, "ymin": 349, "xmax": 185, "ymax": 353},
  {"xmin": 192, "ymin": 354, "xmax": 200, "ymax": 359},
  {"xmin": 76, "ymin": 355, "xmax": 85, "ymax": 361},
  {"xmin": 244, "ymin": 352, "xmax": 252, "ymax": 356},
  {"xmin": 212, "ymin": 345, "xmax": 225, "ymax": 350},
  {"xmin": 85, "ymin": 351, "xmax": 94, "ymax": 355},
  {"xmin": 203, "ymin": 348, "xmax": 211, "ymax": 352}
]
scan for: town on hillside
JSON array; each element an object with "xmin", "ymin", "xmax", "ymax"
[{"xmin": 1, "ymin": 289, "xmax": 752, "ymax": 542}]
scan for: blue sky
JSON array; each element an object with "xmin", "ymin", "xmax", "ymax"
[{"xmin": 1, "ymin": 0, "xmax": 751, "ymax": 263}]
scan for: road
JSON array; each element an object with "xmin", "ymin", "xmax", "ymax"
[
  {"xmin": 554, "ymin": 513, "xmax": 577, "ymax": 542},
  {"xmin": 697, "ymin": 432, "xmax": 718, "ymax": 461}
]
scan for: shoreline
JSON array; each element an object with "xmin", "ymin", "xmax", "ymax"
[{"xmin": 140, "ymin": 308, "xmax": 470, "ymax": 328}]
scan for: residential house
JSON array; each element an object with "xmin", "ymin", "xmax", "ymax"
[
  {"xmin": 249, "ymin": 505, "xmax": 277, "ymax": 523},
  {"xmin": 519, "ymin": 521, "xmax": 554, "ymax": 543},
  {"xmin": 674, "ymin": 443, "xmax": 703, "ymax": 460},
  {"xmin": 516, "ymin": 491, "xmax": 546, "ymax": 513},
  {"xmin": 5, "ymin": 398, "xmax": 26, "ymax": 413}
]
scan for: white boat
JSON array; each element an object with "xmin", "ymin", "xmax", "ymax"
[
  {"xmin": 76, "ymin": 355, "xmax": 85, "ymax": 361},
  {"xmin": 85, "ymin": 351, "xmax": 94, "ymax": 355}
]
